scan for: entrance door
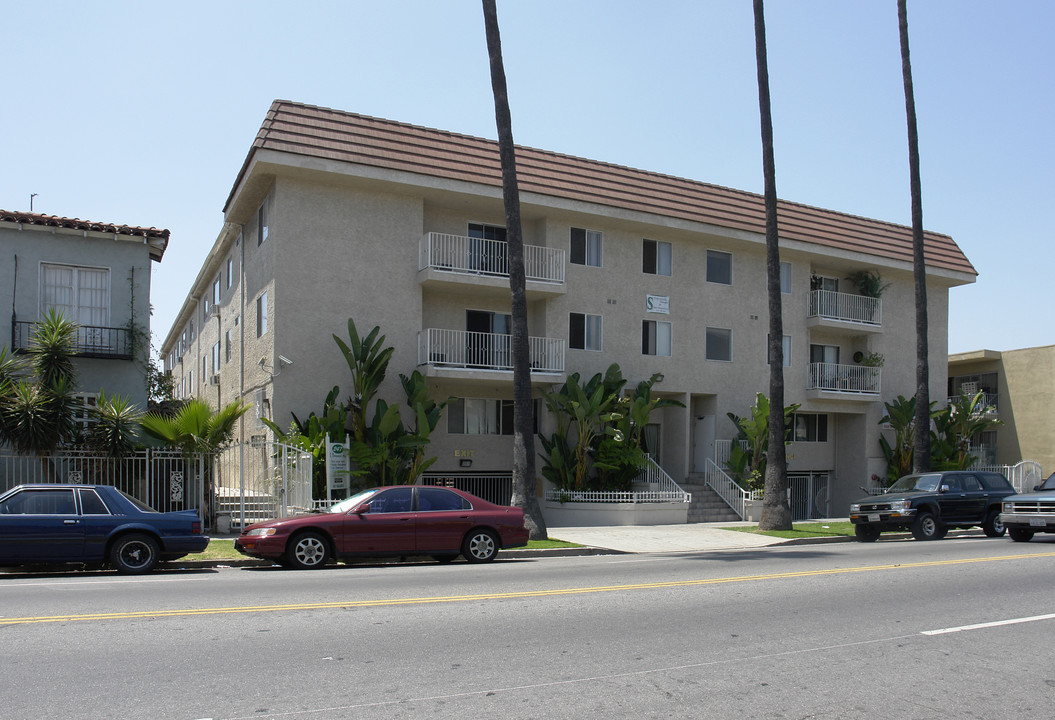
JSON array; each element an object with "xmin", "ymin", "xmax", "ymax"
[
  {"xmin": 693, "ymin": 415, "xmax": 715, "ymax": 473},
  {"xmin": 466, "ymin": 310, "xmax": 511, "ymax": 368}
]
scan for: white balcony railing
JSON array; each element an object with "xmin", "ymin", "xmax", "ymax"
[
  {"xmin": 419, "ymin": 232, "xmax": 565, "ymax": 284},
  {"xmin": 946, "ymin": 392, "xmax": 999, "ymax": 414},
  {"xmin": 807, "ymin": 362, "xmax": 881, "ymax": 394},
  {"xmin": 418, "ymin": 328, "xmax": 564, "ymax": 373},
  {"xmin": 808, "ymin": 290, "xmax": 881, "ymax": 326}
]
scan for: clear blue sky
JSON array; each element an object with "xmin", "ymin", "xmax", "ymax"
[{"xmin": 2, "ymin": 1, "xmax": 1051, "ymax": 355}]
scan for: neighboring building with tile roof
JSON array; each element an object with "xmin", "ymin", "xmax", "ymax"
[
  {"xmin": 1, "ymin": 210, "xmax": 168, "ymax": 413},
  {"xmin": 162, "ymin": 100, "xmax": 977, "ymax": 523}
]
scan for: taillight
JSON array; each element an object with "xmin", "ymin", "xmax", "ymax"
[{"xmin": 191, "ymin": 521, "xmax": 202, "ymax": 535}]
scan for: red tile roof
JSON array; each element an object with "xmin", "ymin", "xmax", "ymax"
[
  {"xmin": 0, "ymin": 210, "xmax": 169, "ymax": 261},
  {"xmin": 228, "ymin": 100, "xmax": 975, "ymax": 277}
]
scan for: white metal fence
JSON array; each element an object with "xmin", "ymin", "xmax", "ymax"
[
  {"xmin": 808, "ymin": 289, "xmax": 881, "ymax": 325},
  {"xmin": 544, "ymin": 457, "xmax": 691, "ymax": 504},
  {"xmin": 419, "ymin": 232, "xmax": 565, "ymax": 283},
  {"xmin": 213, "ymin": 441, "xmax": 313, "ymax": 530},
  {"xmin": 0, "ymin": 447, "xmax": 202, "ymax": 514},
  {"xmin": 418, "ymin": 328, "xmax": 565, "ymax": 373},
  {"xmin": 807, "ymin": 362, "xmax": 881, "ymax": 394},
  {"xmin": 420, "ymin": 473, "xmax": 514, "ymax": 506}
]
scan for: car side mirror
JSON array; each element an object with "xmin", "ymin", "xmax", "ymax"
[
  {"xmin": 354, "ymin": 503, "xmax": 370, "ymax": 515},
  {"xmin": 1034, "ymin": 485, "xmax": 1043, "ymax": 492},
  {"xmin": 939, "ymin": 484, "xmax": 950, "ymax": 493}
]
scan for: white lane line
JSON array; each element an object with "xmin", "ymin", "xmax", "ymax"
[{"xmin": 922, "ymin": 613, "xmax": 1055, "ymax": 635}]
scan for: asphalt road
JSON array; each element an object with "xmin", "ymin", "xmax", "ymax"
[{"xmin": 2, "ymin": 535, "xmax": 1054, "ymax": 720}]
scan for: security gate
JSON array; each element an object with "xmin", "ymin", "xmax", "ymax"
[
  {"xmin": 213, "ymin": 441, "xmax": 313, "ymax": 530},
  {"xmin": 788, "ymin": 472, "xmax": 830, "ymax": 520}
]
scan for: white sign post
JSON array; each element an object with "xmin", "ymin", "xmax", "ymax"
[{"xmin": 324, "ymin": 433, "xmax": 350, "ymax": 504}]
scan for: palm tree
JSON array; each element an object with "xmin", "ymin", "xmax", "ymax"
[
  {"xmin": 482, "ymin": 0, "xmax": 547, "ymax": 540},
  {"xmin": 140, "ymin": 398, "xmax": 251, "ymax": 526},
  {"xmin": 752, "ymin": 0, "xmax": 792, "ymax": 530},
  {"xmin": 898, "ymin": 0, "xmax": 931, "ymax": 472}
]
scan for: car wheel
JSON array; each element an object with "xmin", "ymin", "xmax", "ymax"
[
  {"xmin": 854, "ymin": 525, "xmax": 881, "ymax": 543},
  {"xmin": 110, "ymin": 533, "xmax": 160, "ymax": 574},
  {"xmin": 286, "ymin": 532, "xmax": 330, "ymax": 570},
  {"xmin": 433, "ymin": 554, "xmax": 458, "ymax": 564},
  {"xmin": 1009, "ymin": 528, "xmax": 1034, "ymax": 543},
  {"xmin": 982, "ymin": 509, "xmax": 1006, "ymax": 537},
  {"xmin": 911, "ymin": 511, "xmax": 943, "ymax": 541},
  {"xmin": 462, "ymin": 529, "xmax": 499, "ymax": 564}
]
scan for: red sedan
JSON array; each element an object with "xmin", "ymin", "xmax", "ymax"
[{"xmin": 234, "ymin": 486, "xmax": 529, "ymax": 569}]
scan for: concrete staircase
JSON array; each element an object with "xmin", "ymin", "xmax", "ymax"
[{"xmin": 681, "ymin": 475, "xmax": 743, "ymax": 523}]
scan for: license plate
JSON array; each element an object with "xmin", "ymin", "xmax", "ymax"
[
  {"xmin": 1030, "ymin": 518, "xmax": 1047, "ymax": 527},
  {"xmin": 868, "ymin": 514, "xmax": 880, "ymax": 523}
]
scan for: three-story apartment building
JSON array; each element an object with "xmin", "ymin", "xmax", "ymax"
[{"xmin": 161, "ymin": 100, "xmax": 977, "ymax": 518}]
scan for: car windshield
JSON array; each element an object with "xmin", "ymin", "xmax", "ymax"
[
  {"xmin": 1040, "ymin": 473, "xmax": 1055, "ymax": 492},
  {"xmin": 327, "ymin": 488, "xmax": 379, "ymax": 514},
  {"xmin": 887, "ymin": 473, "xmax": 942, "ymax": 493}
]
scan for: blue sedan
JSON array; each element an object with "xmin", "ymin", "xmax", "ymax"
[{"xmin": 0, "ymin": 484, "xmax": 209, "ymax": 574}]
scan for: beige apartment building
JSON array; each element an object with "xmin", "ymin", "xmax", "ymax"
[
  {"xmin": 161, "ymin": 100, "xmax": 977, "ymax": 519},
  {"xmin": 948, "ymin": 345, "xmax": 1054, "ymax": 473}
]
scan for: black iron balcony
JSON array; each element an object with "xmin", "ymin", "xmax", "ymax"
[{"xmin": 12, "ymin": 321, "xmax": 134, "ymax": 360}]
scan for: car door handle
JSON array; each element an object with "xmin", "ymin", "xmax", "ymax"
[{"xmin": 63, "ymin": 519, "xmax": 79, "ymax": 525}]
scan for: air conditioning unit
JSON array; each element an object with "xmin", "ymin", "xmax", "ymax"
[{"xmin": 208, "ymin": 374, "xmax": 220, "ymax": 386}]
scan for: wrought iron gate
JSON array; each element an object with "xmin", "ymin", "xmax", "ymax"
[{"xmin": 213, "ymin": 440, "xmax": 313, "ymax": 530}]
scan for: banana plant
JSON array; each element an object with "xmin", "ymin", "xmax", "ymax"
[
  {"xmin": 333, "ymin": 318, "xmax": 394, "ymax": 443},
  {"xmin": 726, "ymin": 393, "xmax": 799, "ymax": 492}
]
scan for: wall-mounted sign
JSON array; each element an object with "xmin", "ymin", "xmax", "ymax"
[
  {"xmin": 325, "ymin": 435, "xmax": 349, "ymax": 493},
  {"xmin": 646, "ymin": 294, "xmax": 670, "ymax": 314}
]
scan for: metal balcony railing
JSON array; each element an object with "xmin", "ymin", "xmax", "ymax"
[
  {"xmin": 808, "ymin": 290, "xmax": 882, "ymax": 326},
  {"xmin": 418, "ymin": 328, "xmax": 564, "ymax": 373},
  {"xmin": 419, "ymin": 232, "xmax": 565, "ymax": 284},
  {"xmin": 807, "ymin": 362, "xmax": 881, "ymax": 394},
  {"xmin": 13, "ymin": 321, "xmax": 134, "ymax": 360}
]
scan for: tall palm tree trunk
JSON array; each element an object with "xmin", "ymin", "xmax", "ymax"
[
  {"xmin": 898, "ymin": 0, "xmax": 931, "ymax": 472},
  {"xmin": 753, "ymin": 0, "xmax": 792, "ymax": 530},
  {"xmin": 482, "ymin": 0, "xmax": 547, "ymax": 539}
]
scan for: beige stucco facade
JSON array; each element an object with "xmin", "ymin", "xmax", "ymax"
[
  {"xmin": 948, "ymin": 346, "xmax": 1054, "ymax": 473},
  {"xmin": 161, "ymin": 105, "xmax": 976, "ymax": 519}
]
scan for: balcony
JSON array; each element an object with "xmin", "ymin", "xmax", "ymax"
[
  {"xmin": 947, "ymin": 392, "xmax": 999, "ymax": 418},
  {"xmin": 13, "ymin": 321, "xmax": 134, "ymax": 360},
  {"xmin": 806, "ymin": 362, "xmax": 881, "ymax": 400},
  {"xmin": 418, "ymin": 328, "xmax": 565, "ymax": 380},
  {"xmin": 418, "ymin": 232, "xmax": 566, "ymax": 299},
  {"xmin": 807, "ymin": 290, "xmax": 882, "ymax": 334}
]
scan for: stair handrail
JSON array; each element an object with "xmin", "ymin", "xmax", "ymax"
[{"xmin": 704, "ymin": 458, "xmax": 757, "ymax": 520}]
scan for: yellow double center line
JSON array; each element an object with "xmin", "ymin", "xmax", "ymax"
[{"xmin": 4, "ymin": 551, "xmax": 1054, "ymax": 626}]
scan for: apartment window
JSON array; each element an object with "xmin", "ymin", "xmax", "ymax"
[
  {"xmin": 257, "ymin": 291, "xmax": 268, "ymax": 337},
  {"xmin": 793, "ymin": 413, "xmax": 829, "ymax": 442},
  {"xmin": 257, "ymin": 197, "xmax": 269, "ymax": 245},
  {"xmin": 569, "ymin": 313, "xmax": 602, "ymax": 351},
  {"xmin": 71, "ymin": 393, "xmax": 99, "ymax": 437},
  {"xmin": 226, "ymin": 257, "xmax": 233, "ymax": 290},
  {"xmin": 188, "ymin": 370, "xmax": 193, "ymax": 392},
  {"xmin": 447, "ymin": 398, "xmax": 537, "ymax": 435},
  {"xmin": 642, "ymin": 239, "xmax": 672, "ymax": 276},
  {"xmin": 202, "ymin": 298, "xmax": 210, "ymax": 320},
  {"xmin": 40, "ymin": 263, "xmax": 110, "ymax": 328},
  {"xmin": 202, "ymin": 355, "xmax": 208, "ymax": 379},
  {"xmin": 189, "ymin": 320, "xmax": 195, "ymax": 341},
  {"xmin": 810, "ymin": 344, "xmax": 840, "ymax": 365},
  {"xmin": 212, "ymin": 342, "xmax": 221, "ymax": 375},
  {"xmin": 570, "ymin": 228, "xmax": 602, "ymax": 267},
  {"xmin": 225, "ymin": 329, "xmax": 232, "ymax": 363},
  {"xmin": 642, "ymin": 320, "xmax": 672, "ymax": 357},
  {"xmin": 213, "ymin": 277, "xmax": 221, "ymax": 306},
  {"xmin": 706, "ymin": 327, "xmax": 732, "ymax": 361},
  {"xmin": 706, "ymin": 250, "xmax": 732, "ymax": 285},
  {"xmin": 466, "ymin": 223, "xmax": 507, "ymax": 273},
  {"xmin": 780, "ymin": 262, "xmax": 792, "ymax": 294},
  {"xmin": 767, "ymin": 334, "xmax": 792, "ymax": 367}
]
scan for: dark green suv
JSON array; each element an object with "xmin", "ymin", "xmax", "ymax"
[{"xmin": 848, "ymin": 471, "xmax": 1016, "ymax": 542}]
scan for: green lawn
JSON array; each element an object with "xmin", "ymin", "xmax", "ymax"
[
  {"xmin": 719, "ymin": 522, "xmax": 855, "ymax": 539},
  {"xmin": 184, "ymin": 536, "xmax": 581, "ymax": 562}
]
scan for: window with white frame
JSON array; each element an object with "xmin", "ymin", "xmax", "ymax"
[
  {"xmin": 257, "ymin": 292, "xmax": 268, "ymax": 337},
  {"xmin": 767, "ymin": 334, "xmax": 792, "ymax": 367},
  {"xmin": 39, "ymin": 263, "xmax": 110, "ymax": 332},
  {"xmin": 706, "ymin": 250, "xmax": 732, "ymax": 285},
  {"xmin": 706, "ymin": 327, "xmax": 732, "ymax": 361},
  {"xmin": 257, "ymin": 197, "xmax": 269, "ymax": 245},
  {"xmin": 189, "ymin": 320, "xmax": 195, "ymax": 342},
  {"xmin": 792, "ymin": 413, "xmax": 829, "ymax": 442},
  {"xmin": 71, "ymin": 393, "xmax": 99, "ymax": 437},
  {"xmin": 447, "ymin": 398, "xmax": 537, "ymax": 435},
  {"xmin": 202, "ymin": 297, "xmax": 210, "ymax": 320},
  {"xmin": 202, "ymin": 355, "xmax": 208, "ymax": 379},
  {"xmin": 213, "ymin": 276, "xmax": 221, "ymax": 306},
  {"xmin": 642, "ymin": 239, "xmax": 672, "ymax": 276},
  {"xmin": 780, "ymin": 262, "xmax": 792, "ymax": 294},
  {"xmin": 570, "ymin": 228, "xmax": 602, "ymax": 267},
  {"xmin": 642, "ymin": 320, "xmax": 672, "ymax": 357},
  {"xmin": 569, "ymin": 312, "xmax": 602, "ymax": 351},
  {"xmin": 212, "ymin": 342, "xmax": 220, "ymax": 376},
  {"xmin": 226, "ymin": 257, "xmax": 233, "ymax": 290},
  {"xmin": 225, "ymin": 329, "xmax": 232, "ymax": 363}
]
